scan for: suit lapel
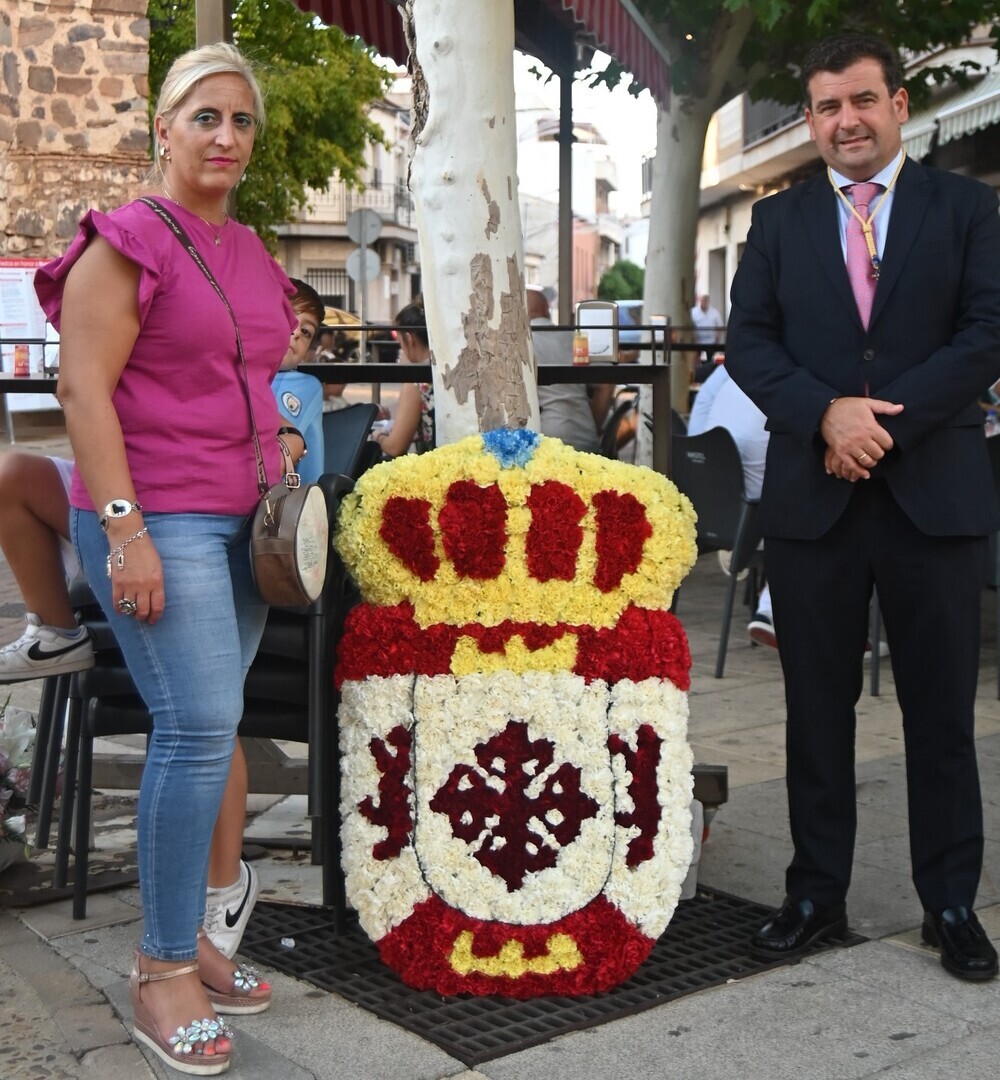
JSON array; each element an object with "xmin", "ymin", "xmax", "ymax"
[
  {"xmin": 868, "ymin": 159, "xmax": 931, "ymax": 328},
  {"xmin": 801, "ymin": 174, "xmax": 859, "ymax": 325}
]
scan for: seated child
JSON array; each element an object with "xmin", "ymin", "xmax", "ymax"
[{"xmin": 272, "ymin": 278, "xmax": 326, "ymax": 484}]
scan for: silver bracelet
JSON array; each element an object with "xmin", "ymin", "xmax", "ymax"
[{"xmin": 106, "ymin": 527, "xmax": 148, "ymax": 578}]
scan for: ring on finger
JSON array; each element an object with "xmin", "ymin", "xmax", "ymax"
[
  {"xmin": 117, "ymin": 596, "xmax": 138, "ymax": 616},
  {"xmin": 858, "ymin": 450, "xmax": 870, "ymax": 462}
]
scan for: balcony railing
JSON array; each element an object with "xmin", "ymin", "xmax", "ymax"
[
  {"xmin": 743, "ymin": 96, "xmax": 802, "ymax": 148},
  {"xmin": 301, "ymin": 181, "xmax": 416, "ymax": 228}
]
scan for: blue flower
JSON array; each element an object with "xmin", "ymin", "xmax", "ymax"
[{"xmin": 482, "ymin": 428, "xmax": 540, "ymax": 469}]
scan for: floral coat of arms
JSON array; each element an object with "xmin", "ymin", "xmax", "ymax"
[{"xmin": 334, "ymin": 430, "xmax": 698, "ymax": 997}]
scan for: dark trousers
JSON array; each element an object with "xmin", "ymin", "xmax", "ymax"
[{"xmin": 765, "ymin": 480, "xmax": 986, "ymax": 912}]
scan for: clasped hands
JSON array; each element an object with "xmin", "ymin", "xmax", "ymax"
[{"xmin": 821, "ymin": 396, "xmax": 904, "ymax": 482}]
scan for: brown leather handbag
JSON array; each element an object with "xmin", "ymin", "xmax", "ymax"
[{"xmin": 248, "ymin": 457, "xmax": 328, "ymax": 608}]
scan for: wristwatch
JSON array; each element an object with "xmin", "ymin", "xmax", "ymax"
[
  {"xmin": 99, "ymin": 498, "xmax": 143, "ymax": 532},
  {"xmin": 278, "ymin": 426, "xmax": 307, "ymax": 454}
]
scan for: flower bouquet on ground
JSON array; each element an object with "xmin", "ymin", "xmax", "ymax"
[
  {"xmin": 334, "ymin": 429, "xmax": 699, "ymax": 997},
  {"xmin": 0, "ymin": 699, "xmax": 34, "ymax": 872}
]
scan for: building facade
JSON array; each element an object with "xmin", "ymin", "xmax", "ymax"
[
  {"xmin": 274, "ymin": 77, "xmax": 420, "ymax": 327},
  {"xmin": 1, "ymin": 0, "xmax": 151, "ymax": 260}
]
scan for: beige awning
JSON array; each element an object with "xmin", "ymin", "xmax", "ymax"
[
  {"xmin": 901, "ymin": 107, "xmax": 938, "ymax": 160},
  {"xmin": 937, "ymin": 71, "xmax": 1000, "ymax": 146}
]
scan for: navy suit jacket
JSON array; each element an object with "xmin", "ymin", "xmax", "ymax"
[{"xmin": 726, "ymin": 158, "xmax": 1000, "ymax": 540}]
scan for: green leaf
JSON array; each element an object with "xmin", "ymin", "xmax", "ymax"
[{"xmin": 148, "ymin": 0, "xmax": 393, "ymax": 248}]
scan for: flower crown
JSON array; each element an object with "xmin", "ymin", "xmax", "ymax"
[{"xmin": 334, "ymin": 429, "xmax": 697, "ymax": 630}]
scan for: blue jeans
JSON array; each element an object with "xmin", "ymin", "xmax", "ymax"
[{"xmin": 72, "ymin": 509, "xmax": 268, "ymax": 960}]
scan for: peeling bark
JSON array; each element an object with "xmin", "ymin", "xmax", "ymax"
[
  {"xmin": 402, "ymin": 0, "xmax": 538, "ymax": 445},
  {"xmin": 480, "ymin": 178, "xmax": 500, "ymax": 238},
  {"xmin": 443, "ymin": 255, "xmax": 533, "ymax": 431}
]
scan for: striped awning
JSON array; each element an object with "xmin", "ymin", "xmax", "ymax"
[
  {"xmin": 901, "ymin": 107, "xmax": 937, "ymax": 161},
  {"xmin": 295, "ymin": 0, "xmax": 669, "ymax": 105},
  {"xmin": 936, "ymin": 70, "xmax": 1000, "ymax": 146},
  {"xmin": 296, "ymin": 0, "xmax": 408, "ymax": 66}
]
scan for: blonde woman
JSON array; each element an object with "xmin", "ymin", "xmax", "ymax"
[{"xmin": 35, "ymin": 44, "xmax": 300, "ymax": 1073}]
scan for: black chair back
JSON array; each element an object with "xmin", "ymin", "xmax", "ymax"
[
  {"xmin": 671, "ymin": 427, "xmax": 762, "ymax": 677},
  {"xmin": 323, "ymin": 403, "xmax": 380, "ymax": 477}
]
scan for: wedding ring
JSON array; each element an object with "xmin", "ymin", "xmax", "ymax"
[
  {"xmin": 858, "ymin": 451, "xmax": 870, "ymax": 461},
  {"xmin": 117, "ymin": 597, "xmax": 138, "ymax": 616}
]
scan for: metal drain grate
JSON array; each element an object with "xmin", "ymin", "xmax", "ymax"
[{"xmin": 241, "ymin": 888, "xmax": 864, "ymax": 1066}]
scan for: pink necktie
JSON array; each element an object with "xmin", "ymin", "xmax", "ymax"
[{"xmin": 845, "ymin": 182, "xmax": 880, "ymax": 329}]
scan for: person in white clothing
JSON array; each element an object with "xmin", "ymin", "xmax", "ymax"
[
  {"xmin": 691, "ymin": 294, "xmax": 723, "ymax": 346},
  {"xmin": 688, "ymin": 365, "xmax": 884, "ymax": 655},
  {"xmin": 687, "ymin": 365, "xmax": 775, "ymax": 641}
]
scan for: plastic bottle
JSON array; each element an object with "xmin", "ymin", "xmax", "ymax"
[
  {"xmin": 572, "ymin": 330, "xmax": 590, "ymax": 365},
  {"xmin": 13, "ymin": 344, "xmax": 29, "ymax": 377}
]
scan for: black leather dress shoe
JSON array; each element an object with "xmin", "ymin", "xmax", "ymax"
[
  {"xmin": 750, "ymin": 898, "xmax": 848, "ymax": 961},
  {"xmin": 921, "ymin": 907, "xmax": 998, "ymax": 981}
]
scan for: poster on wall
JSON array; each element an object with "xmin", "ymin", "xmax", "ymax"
[{"xmin": 0, "ymin": 257, "xmax": 60, "ymax": 412}]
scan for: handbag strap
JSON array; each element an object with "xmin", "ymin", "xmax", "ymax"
[{"xmin": 138, "ymin": 196, "xmax": 271, "ymax": 499}]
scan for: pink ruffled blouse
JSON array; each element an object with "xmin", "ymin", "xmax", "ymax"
[{"xmin": 35, "ymin": 198, "xmax": 297, "ymax": 515}]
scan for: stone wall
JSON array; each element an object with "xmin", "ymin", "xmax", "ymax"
[{"xmin": 0, "ymin": 0, "xmax": 151, "ymax": 257}]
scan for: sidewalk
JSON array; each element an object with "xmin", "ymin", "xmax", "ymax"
[{"xmin": 2, "ymin": 426, "xmax": 1000, "ymax": 1079}]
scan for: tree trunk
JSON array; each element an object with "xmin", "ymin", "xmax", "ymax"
[
  {"xmin": 634, "ymin": 5, "xmax": 755, "ymax": 468},
  {"xmin": 402, "ymin": 0, "xmax": 538, "ymax": 445},
  {"xmin": 635, "ymin": 98, "xmax": 714, "ymax": 466}
]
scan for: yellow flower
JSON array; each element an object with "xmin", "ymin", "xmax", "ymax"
[{"xmin": 334, "ymin": 434, "xmax": 697, "ymax": 629}]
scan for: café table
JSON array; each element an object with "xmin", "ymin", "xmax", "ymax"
[
  {"xmin": 3, "ymin": 361, "xmax": 677, "ymax": 474},
  {"xmin": 0, "ymin": 373, "xmax": 61, "ymax": 443}
]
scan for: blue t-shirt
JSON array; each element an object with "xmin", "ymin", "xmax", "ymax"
[{"xmin": 272, "ymin": 369, "xmax": 324, "ymax": 484}]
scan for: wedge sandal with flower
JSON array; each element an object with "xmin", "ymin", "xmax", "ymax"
[
  {"xmin": 130, "ymin": 954, "xmax": 233, "ymax": 1075},
  {"xmin": 197, "ymin": 928, "xmax": 272, "ymax": 1015},
  {"xmin": 203, "ymin": 962, "xmax": 271, "ymax": 1015}
]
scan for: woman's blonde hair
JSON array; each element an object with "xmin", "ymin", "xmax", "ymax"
[{"xmin": 153, "ymin": 41, "xmax": 265, "ymax": 181}]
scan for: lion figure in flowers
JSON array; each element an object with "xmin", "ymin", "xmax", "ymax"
[{"xmin": 334, "ymin": 429, "xmax": 698, "ymax": 997}]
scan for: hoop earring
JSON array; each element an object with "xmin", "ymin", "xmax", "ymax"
[{"xmin": 160, "ymin": 145, "xmax": 171, "ymax": 162}]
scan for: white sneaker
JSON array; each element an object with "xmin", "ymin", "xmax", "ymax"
[
  {"xmin": 747, "ymin": 611, "xmax": 777, "ymax": 649},
  {"xmin": 0, "ymin": 613, "xmax": 94, "ymax": 684},
  {"xmin": 204, "ymin": 859, "xmax": 260, "ymax": 958}
]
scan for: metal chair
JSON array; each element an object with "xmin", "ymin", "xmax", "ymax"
[
  {"xmin": 600, "ymin": 393, "xmax": 639, "ymax": 458},
  {"xmin": 48, "ymin": 473, "xmax": 355, "ymax": 920},
  {"xmin": 670, "ymin": 427, "xmax": 762, "ymax": 678},
  {"xmin": 28, "ymin": 581, "xmax": 103, "ymax": 849},
  {"xmin": 322, "ymin": 402, "xmax": 381, "ymax": 476}
]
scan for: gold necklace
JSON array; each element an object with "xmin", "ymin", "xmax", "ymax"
[
  {"xmin": 160, "ymin": 187, "xmax": 228, "ymax": 246},
  {"xmin": 827, "ymin": 150, "xmax": 906, "ymax": 281}
]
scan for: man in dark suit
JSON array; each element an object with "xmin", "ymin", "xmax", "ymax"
[{"xmin": 726, "ymin": 33, "xmax": 1000, "ymax": 980}]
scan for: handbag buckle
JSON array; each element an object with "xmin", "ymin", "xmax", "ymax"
[{"xmin": 284, "ymin": 472, "xmax": 302, "ymax": 490}]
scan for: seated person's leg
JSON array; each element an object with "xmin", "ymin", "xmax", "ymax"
[
  {"xmin": 748, "ymin": 582, "xmax": 776, "ymax": 648},
  {"xmin": 0, "ymin": 453, "xmax": 93, "ymax": 681}
]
